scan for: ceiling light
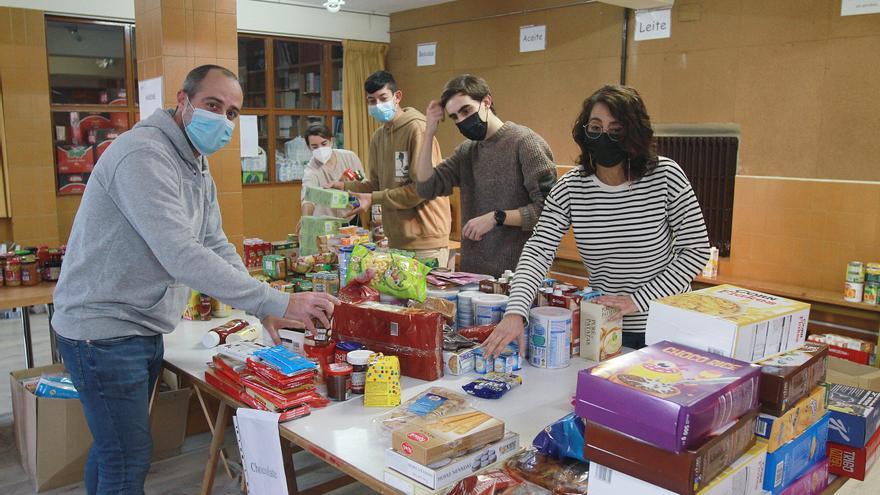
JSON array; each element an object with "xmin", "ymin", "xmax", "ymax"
[{"xmin": 323, "ymin": 0, "xmax": 345, "ymax": 13}]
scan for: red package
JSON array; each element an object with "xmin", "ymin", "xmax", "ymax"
[
  {"xmin": 332, "ymin": 301, "xmax": 444, "ymax": 381},
  {"xmin": 825, "ymin": 344, "xmax": 871, "ymax": 365},
  {"xmin": 827, "ymin": 425, "xmax": 880, "ymax": 481},
  {"xmin": 246, "ymin": 358, "xmax": 317, "ymax": 388},
  {"xmin": 338, "ymin": 280, "xmax": 380, "ymax": 304},
  {"xmin": 242, "ymin": 377, "xmax": 325, "ymax": 410},
  {"xmin": 547, "ymin": 292, "xmax": 582, "ymax": 357},
  {"xmin": 459, "ymin": 324, "xmax": 497, "ymax": 343},
  {"xmin": 448, "ymin": 470, "xmax": 525, "ymax": 495}
]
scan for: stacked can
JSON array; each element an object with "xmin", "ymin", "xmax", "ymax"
[
  {"xmin": 864, "ymin": 263, "xmax": 880, "ymax": 305},
  {"xmin": 457, "ymin": 290, "xmax": 481, "ymax": 329},
  {"xmin": 338, "ymin": 245, "xmax": 354, "ymax": 289},
  {"xmin": 845, "ymin": 261, "xmax": 866, "ymax": 303}
]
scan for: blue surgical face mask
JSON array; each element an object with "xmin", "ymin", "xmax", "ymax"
[
  {"xmin": 183, "ymin": 97, "xmax": 235, "ymax": 155},
  {"xmin": 368, "ymin": 99, "xmax": 397, "ymax": 123}
]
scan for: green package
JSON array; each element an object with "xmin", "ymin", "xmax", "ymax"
[
  {"xmin": 304, "ymin": 186, "xmax": 351, "ymax": 209},
  {"xmin": 299, "ymin": 215, "xmax": 344, "ymax": 256},
  {"xmin": 345, "ymin": 244, "xmax": 431, "ymax": 302}
]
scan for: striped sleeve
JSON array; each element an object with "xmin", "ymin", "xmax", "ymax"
[
  {"xmin": 631, "ymin": 165, "xmax": 711, "ymax": 312},
  {"xmin": 504, "ymin": 172, "xmax": 573, "ymax": 321}
]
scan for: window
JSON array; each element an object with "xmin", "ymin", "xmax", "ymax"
[
  {"xmin": 47, "ymin": 17, "xmax": 138, "ymax": 195},
  {"xmin": 238, "ymin": 35, "xmax": 343, "ymax": 185}
]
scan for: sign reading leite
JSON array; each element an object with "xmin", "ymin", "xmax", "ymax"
[{"xmin": 634, "ymin": 8, "xmax": 672, "ymax": 41}]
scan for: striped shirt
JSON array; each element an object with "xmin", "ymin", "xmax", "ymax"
[{"xmin": 505, "ymin": 158, "xmax": 710, "ymax": 333}]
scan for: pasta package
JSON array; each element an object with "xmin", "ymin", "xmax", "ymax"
[
  {"xmin": 391, "ymin": 407, "xmax": 505, "ymax": 465},
  {"xmin": 345, "ymin": 244, "xmax": 431, "ymax": 302},
  {"xmin": 375, "ymin": 387, "xmax": 471, "ymax": 436}
]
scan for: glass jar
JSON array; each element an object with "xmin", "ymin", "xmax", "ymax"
[
  {"xmin": 20, "ymin": 255, "xmax": 40, "ymax": 286},
  {"xmin": 4, "ymin": 256, "xmax": 21, "ymax": 287}
]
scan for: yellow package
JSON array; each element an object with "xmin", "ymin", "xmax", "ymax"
[
  {"xmin": 754, "ymin": 385, "xmax": 827, "ymax": 452},
  {"xmin": 365, "ymin": 354, "xmax": 401, "ymax": 407}
]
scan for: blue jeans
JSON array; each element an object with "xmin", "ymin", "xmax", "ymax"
[{"xmin": 56, "ymin": 334, "xmax": 164, "ymax": 495}]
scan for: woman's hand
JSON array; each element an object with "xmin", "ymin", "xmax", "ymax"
[
  {"xmin": 595, "ymin": 295, "xmax": 639, "ymax": 316},
  {"xmin": 481, "ymin": 315, "xmax": 526, "ymax": 359},
  {"xmin": 462, "ymin": 212, "xmax": 496, "ymax": 241}
]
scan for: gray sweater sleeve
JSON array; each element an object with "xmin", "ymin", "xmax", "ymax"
[
  {"xmin": 204, "ymin": 177, "xmax": 248, "ymax": 274},
  {"xmin": 415, "ymin": 142, "xmax": 468, "ymax": 199},
  {"xmin": 516, "ymin": 132, "xmax": 557, "ymax": 231},
  {"xmin": 107, "ymin": 148, "xmax": 289, "ymax": 319}
]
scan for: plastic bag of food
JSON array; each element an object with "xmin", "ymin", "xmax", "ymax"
[
  {"xmin": 504, "ymin": 449, "xmax": 588, "ymax": 495},
  {"xmin": 460, "ymin": 324, "xmax": 497, "ymax": 343},
  {"xmin": 447, "ymin": 470, "xmax": 531, "ymax": 495},
  {"xmin": 532, "ymin": 413, "xmax": 587, "ymax": 464},
  {"xmin": 374, "ymin": 387, "xmax": 471, "ymax": 438},
  {"xmin": 463, "ymin": 373, "xmax": 522, "ymax": 400},
  {"xmin": 409, "ymin": 296, "xmax": 456, "ymax": 322},
  {"xmin": 345, "ymin": 244, "xmax": 431, "ymax": 302},
  {"xmin": 337, "ymin": 279, "xmax": 380, "ymax": 304},
  {"xmin": 34, "ymin": 374, "xmax": 79, "ymax": 399}
]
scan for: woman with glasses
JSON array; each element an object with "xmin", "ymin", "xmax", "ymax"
[{"xmin": 481, "ymin": 85, "xmax": 710, "ymax": 355}]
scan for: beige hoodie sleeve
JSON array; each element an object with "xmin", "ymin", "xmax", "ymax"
[
  {"xmin": 345, "ymin": 136, "xmax": 380, "ymax": 193},
  {"xmin": 373, "ymin": 122, "xmax": 441, "ymax": 209}
]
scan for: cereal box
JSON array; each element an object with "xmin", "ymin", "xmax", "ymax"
[
  {"xmin": 762, "ymin": 413, "xmax": 829, "ymax": 494},
  {"xmin": 646, "ymin": 285, "xmax": 810, "ymax": 362},
  {"xmin": 827, "ymin": 384, "xmax": 880, "ymax": 447},
  {"xmin": 575, "ymin": 341, "xmax": 761, "ymax": 453},
  {"xmin": 778, "ymin": 458, "xmax": 829, "ymax": 495},
  {"xmin": 756, "ymin": 342, "xmax": 828, "ymax": 416},
  {"xmin": 755, "ymin": 386, "xmax": 828, "ymax": 452},
  {"xmin": 827, "ymin": 425, "xmax": 880, "ymax": 480},
  {"xmin": 579, "ymin": 301, "xmax": 623, "ymax": 362}
]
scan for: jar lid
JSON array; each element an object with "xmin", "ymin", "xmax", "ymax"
[
  {"xmin": 21, "ymin": 255, "xmax": 37, "ymax": 263},
  {"xmin": 346, "ymin": 349, "xmax": 373, "ymax": 365},
  {"xmin": 326, "ymin": 362, "xmax": 352, "ymax": 375}
]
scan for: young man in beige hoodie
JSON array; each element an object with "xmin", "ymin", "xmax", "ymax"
[{"xmin": 334, "ymin": 70, "xmax": 452, "ymax": 265}]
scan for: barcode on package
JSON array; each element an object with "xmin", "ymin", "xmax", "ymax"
[
  {"xmin": 732, "ymin": 467, "xmax": 748, "ymax": 495},
  {"xmin": 755, "ymin": 419, "xmax": 768, "ymax": 438},
  {"xmin": 593, "ymin": 465, "xmax": 613, "ymax": 484},
  {"xmin": 774, "ymin": 460, "xmax": 784, "ymax": 487}
]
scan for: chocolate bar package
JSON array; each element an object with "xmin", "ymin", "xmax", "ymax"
[
  {"xmin": 333, "ymin": 301, "xmax": 444, "ymax": 381},
  {"xmin": 827, "ymin": 383, "xmax": 880, "ymax": 447},
  {"xmin": 755, "ymin": 385, "xmax": 828, "ymax": 453},
  {"xmin": 756, "ymin": 342, "xmax": 828, "ymax": 416},
  {"xmin": 584, "ymin": 409, "xmax": 758, "ymax": 495},
  {"xmin": 575, "ymin": 341, "xmax": 761, "ymax": 452},
  {"xmin": 762, "ymin": 413, "xmax": 830, "ymax": 494},
  {"xmin": 827, "ymin": 424, "xmax": 880, "ymax": 481}
]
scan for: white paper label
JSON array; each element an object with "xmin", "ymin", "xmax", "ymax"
[
  {"xmin": 234, "ymin": 409, "xmax": 288, "ymax": 495},
  {"xmin": 416, "ymin": 42, "xmax": 437, "ymax": 67},
  {"xmin": 841, "ymin": 0, "xmax": 880, "ymax": 16},
  {"xmin": 240, "ymin": 115, "xmax": 259, "ymax": 157},
  {"xmin": 520, "ymin": 25, "xmax": 546, "ymax": 52},
  {"xmin": 137, "ymin": 76, "xmax": 163, "ymax": 122},
  {"xmin": 634, "ymin": 8, "xmax": 672, "ymax": 41}
]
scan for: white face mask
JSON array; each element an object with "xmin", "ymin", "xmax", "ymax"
[{"xmin": 312, "ymin": 146, "xmax": 333, "ymax": 164}]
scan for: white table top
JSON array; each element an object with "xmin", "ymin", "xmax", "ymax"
[{"xmin": 163, "ymin": 311, "xmax": 594, "ymax": 491}]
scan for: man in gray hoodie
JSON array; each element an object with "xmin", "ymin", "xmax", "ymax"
[{"xmin": 51, "ymin": 65, "xmax": 336, "ymax": 495}]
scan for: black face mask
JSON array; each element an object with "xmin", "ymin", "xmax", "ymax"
[
  {"xmin": 586, "ymin": 133, "xmax": 627, "ymax": 168},
  {"xmin": 456, "ymin": 104, "xmax": 488, "ymax": 141}
]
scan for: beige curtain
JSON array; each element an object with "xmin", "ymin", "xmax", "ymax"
[{"xmin": 341, "ymin": 40, "xmax": 388, "ymax": 175}]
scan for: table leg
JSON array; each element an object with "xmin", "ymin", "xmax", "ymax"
[
  {"xmin": 280, "ymin": 439, "xmax": 299, "ymax": 495},
  {"xmin": 47, "ymin": 304, "xmax": 60, "ymax": 364},
  {"xmin": 21, "ymin": 306, "xmax": 33, "ymax": 369},
  {"xmin": 194, "ymin": 385, "xmax": 234, "ymax": 479},
  {"xmin": 200, "ymin": 401, "xmax": 229, "ymax": 495}
]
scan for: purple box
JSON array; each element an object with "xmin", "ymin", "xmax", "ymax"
[{"xmin": 575, "ymin": 341, "xmax": 761, "ymax": 453}]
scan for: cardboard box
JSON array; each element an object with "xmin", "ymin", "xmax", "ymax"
[
  {"xmin": 547, "ymin": 291, "xmax": 582, "ymax": 356},
  {"xmin": 588, "ymin": 443, "xmax": 767, "ymax": 495},
  {"xmin": 762, "ymin": 413, "xmax": 829, "ymax": 494},
  {"xmin": 57, "ymin": 173, "xmax": 89, "ymax": 195},
  {"xmin": 56, "ymin": 145, "xmax": 95, "ymax": 173},
  {"xmin": 575, "ymin": 341, "xmax": 761, "ymax": 453},
  {"xmin": 824, "ymin": 344, "xmax": 871, "ymax": 365},
  {"xmin": 755, "ymin": 386, "xmax": 828, "ymax": 453},
  {"xmin": 777, "ymin": 458, "xmax": 829, "ymax": 495},
  {"xmin": 304, "ymin": 186, "xmax": 350, "ymax": 209},
  {"xmin": 391, "ymin": 408, "xmax": 505, "ymax": 466},
  {"xmin": 385, "ymin": 432, "xmax": 519, "ymax": 490},
  {"xmin": 756, "ymin": 342, "xmax": 828, "ymax": 416},
  {"xmin": 579, "ymin": 301, "xmax": 623, "ymax": 362},
  {"xmin": 827, "ymin": 423, "xmax": 880, "ymax": 481},
  {"xmin": 645, "ymin": 285, "xmax": 810, "ymax": 362},
  {"xmin": 11, "ymin": 364, "xmax": 191, "ymax": 492},
  {"xmin": 584, "ymin": 410, "xmax": 758, "ymax": 495},
  {"xmin": 827, "ymin": 384, "xmax": 880, "ymax": 447},
  {"xmin": 443, "ymin": 347, "xmax": 476, "ymax": 376},
  {"xmin": 826, "ymin": 357, "xmax": 880, "ymax": 392}
]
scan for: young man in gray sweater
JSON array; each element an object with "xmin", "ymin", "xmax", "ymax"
[
  {"xmin": 415, "ymin": 74, "xmax": 557, "ymax": 277},
  {"xmin": 52, "ymin": 65, "xmax": 337, "ymax": 494}
]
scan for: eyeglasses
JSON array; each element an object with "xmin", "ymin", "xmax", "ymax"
[{"xmin": 584, "ymin": 123, "xmax": 625, "ymax": 142}]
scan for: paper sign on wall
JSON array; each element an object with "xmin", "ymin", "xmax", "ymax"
[
  {"xmin": 240, "ymin": 115, "xmax": 259, "ymax": 157},
  {"xmin": 634, "ymin": 8, "xmax": 672, "ymax": 41},
  {"xmin": 137, "ymin": 76, "xmax": 163, "ymax": 121},
  {"xmin": 520, "ymin": 25, "xmax": 546, "ymax": 52},
  {"xmin": 841, "ymin": 0, "xmax": 880, "ymax": 16},
  {"xmin": 417, "ymin": 42, "xmax": 437, "ymax": 67},
  {"xmin": 234, "ymin": 409, "xmax": 288, "ymax": 495}
]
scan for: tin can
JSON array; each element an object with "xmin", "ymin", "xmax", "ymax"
[
  {"xmin": 474, "ymin": 348, "xmax": 489, "ymax": 374},
  {"xmin": 864, "ymin": 267, "xmax": 880, "ymax": 305},
  {"xmin": 846, "ymin": 261, "xmax": 866, "ymax": 283},
  {"xmin": 845, "ymin": 282, "xmax": 864, "ymax": 303},
  {"xmin": 262, "ymin": 254, "xmax": 287, "ymax": 280},
  {"xmin": 494, "ymin": 352, "xmax": 515, "ymax": 373}
]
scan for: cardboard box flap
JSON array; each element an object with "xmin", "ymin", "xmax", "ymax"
[
  {"xmin": 826, "ymin": 357, "xmax": 880, "ymax": 392},
  {"xmin": 655, "ymin": 285, "xmax": 810, "ymax": 325}
]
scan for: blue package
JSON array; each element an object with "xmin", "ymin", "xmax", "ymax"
[
  {"xmin": 532, "ymin": 413, "xmax": 587, "ymax": 463},
  {"xmin": 34, "ymin": 374, "xmax": 79, "ymax": 399},
  {"xmin": 253, "ymin": 345, "xmax": 317, "ymax": 376},
  {"xmin": 827, "ymin": 384, "xmax": 880, "ymax": 448},
  {"xmin": 763, "ymin": 413, "xmax": 829, "ymax": 494},
  {"xmin": 407, "ymin": 393, "xmax": 448, "ymax": 416}
]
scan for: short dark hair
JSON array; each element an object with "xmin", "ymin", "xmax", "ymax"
[
  {"xmin": 572, "ymin": 85, "xmax": 657, "ymax": 181},
  {"xmin": 303, "ymin": 123, "xmax": 332, "ymax": 141},
  {"xmin": 440, "ymin": 74, "xmax": 496, "ymax": 113},
  {"xmin": 183, "ymin": 64, "xmax": 240, "ymax": 97},
  {"xmin": 364, "ymin": 70, "xmax": 397, "ymax": 94}
]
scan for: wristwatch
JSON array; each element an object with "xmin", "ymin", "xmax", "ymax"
[{"xmin": 494, "ymin": 210, "xmax": 506, "ymax": 227}]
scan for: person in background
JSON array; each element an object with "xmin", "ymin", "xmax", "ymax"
[
  {"xmin": 300, "ymin": 123, "xmax": 364, "ymax": 223},
  {"xmin": 414, "ymin": 74, "xmax": 557, "ymax": 277},
  {"xmin": 52, "ymin": 65, "xmax": 337, "ymax": 495},
  {"xmin": 331, "ymin": 70, "xmax": 452, "ymax": 266},
  {"xmin": 482, "ymin": 85, "xmax": 710, "ymax": 356}
]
